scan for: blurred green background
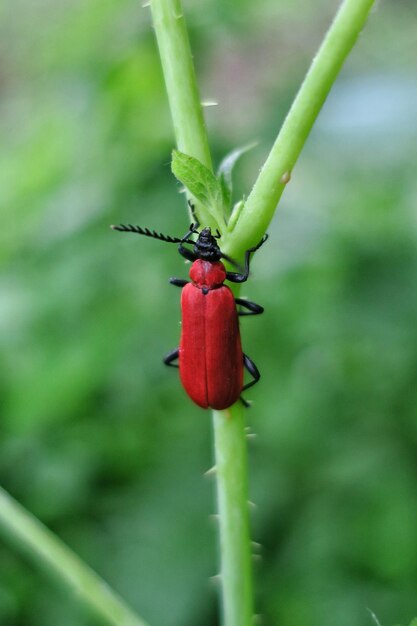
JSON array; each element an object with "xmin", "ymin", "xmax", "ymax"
[{"xmin": 1, "ymin": 0, "xmax": 417, "ymax": 625}]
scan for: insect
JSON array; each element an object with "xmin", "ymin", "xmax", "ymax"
[{"xmin": 112, "ymin": 217, "xmax": 268, "ymax": 410}]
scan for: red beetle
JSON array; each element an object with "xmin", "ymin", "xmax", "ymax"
[{"xmin": 112, "ymin": 220, "xmax": 267, "ymax": 409}]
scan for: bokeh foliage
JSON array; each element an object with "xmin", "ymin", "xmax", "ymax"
[{"xmin": 1, "ymin": 1, "xmax": 417, "ymax": 625}]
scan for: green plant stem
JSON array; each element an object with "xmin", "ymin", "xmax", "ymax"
[
  {"xmin": 213, "ymin": 407, "xmax": 253, "ymax": 626},
  {"xmin": 150, "ymin": 0, "xmax": 211, "ymax": 167},
  {"xmin": 0, "ymin": 486, "xmax": 149, "ymax": 626},
  {"xmin": 224, "ymin": 0, "xmax": 376, "ymax": 257},
  {"xmin": 150, "ymin": 2, "xmax": 253, "ymax": 625},
  {"xmin": 150, "ymin": 0, "xmax": 219, "ymax": 227}
]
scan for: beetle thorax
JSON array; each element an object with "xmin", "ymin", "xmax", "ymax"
[{"xmin": 189, "ymin": 259, "xmax": 226, "ymax": 289}]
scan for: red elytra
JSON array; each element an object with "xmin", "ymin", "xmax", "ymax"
[
  {"xmin": 179, "ymin": 260, "xmax": 243, "ymax": 409},
  {"xmin": 111, "ymin": 220, "xmax": 267, "ymax": 410}
]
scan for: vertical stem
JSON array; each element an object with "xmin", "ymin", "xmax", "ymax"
[
  {"xmin": 150, "ymin": 3, "xmax": 255, "ymax": 624},
  {"xmin": 150, "ymin": 0, "xmax": 216, "ymax": 227},
  {"xmin": 150, "ymin": 0, "xmax": 212, "ymax": 169},
  {"xmin": 213, "ymin": 406, "xmax": 253, "ymax": 626}
]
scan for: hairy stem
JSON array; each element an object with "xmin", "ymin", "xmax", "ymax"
[
  {"xmin": 224, "ymin": 0, "xmax": 376, "ymax": 257},
  {"xmin": 213, "ymin": 407, "xmax": 253, "ymax": 626},
  {"xmin": 0, "ymin": 487, "xmax": 149, "ymax": 626}
]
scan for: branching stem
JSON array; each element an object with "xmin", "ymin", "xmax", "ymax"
[{"xmin": 152, "ymin": 2, "xmax": 376, "ymax": 626}]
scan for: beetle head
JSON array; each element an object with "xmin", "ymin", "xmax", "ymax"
[{"xmin": 193, "ymin": 227, "xmax": 222, "ymax": 262}]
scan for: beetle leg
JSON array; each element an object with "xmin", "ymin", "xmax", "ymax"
[
  {"xmin": 177, "ymin": 207, "xmax": 200, "ymax": 260},
  {"xmin": 180, "ymin": 222, "xmax": 199, "ymax": 242},
  {"xmin": 169, "ymin": 278, "xmax": 189, "ymax": 288},
  {"xmin": 225, "ymin": 234, "xmax": 268, "ymax": 284},
  {"xmin": 242, "ymin": 353, "xmax": 260, "ymax": 391},
  {"xmin": 235, "ymin": 298, "xmax": 264, "ymax": 316},
  {"xmin": 240, "ymin": 395, "xmax": 251, "ymax": 408},
  {"xmin": 163, "ymin": 348, "xmax": 179, "ymax": 368},
  {"xmin": 178, "ymin": 243, "xmax": 198, "ymax": 262},
  {"xmin": 187, "ymin": 201, "xmax": 200, "ymax": 228}
]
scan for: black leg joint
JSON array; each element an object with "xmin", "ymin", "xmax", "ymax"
[
  {"xmin": 226, "ymin": 234, "xmax": 268, "ymax": 284},
  {"xmin": 164, "ymin": 348, "xmax": 179, "ymax": 368},
  {"xmin": 178, "ymin": 244, "xmax": 197, "ymax": 262},
  {"xmin": 235, "ymin": 298, "xmax": 264, "ymax": 316},
  {"xmin": 169, "ymin": 278, "xmax": 189, "ymax": 288},
  {"xmin": 242, "ymin": 353, "xmax": 260, "ymax": 391}
]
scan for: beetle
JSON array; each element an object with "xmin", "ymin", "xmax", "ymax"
[{"xmin": 112, "ymin": 217, "xmax": 267, "ymax": 410}]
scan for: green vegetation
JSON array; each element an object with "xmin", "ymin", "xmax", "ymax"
[{"xmin": 1, "ymin": 0, "xmax": 416, "ymax": 625}]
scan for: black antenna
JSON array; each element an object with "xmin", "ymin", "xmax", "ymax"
[{"xmin": 111, "ymin": 224, "xmax": 188, "ymax": 244}]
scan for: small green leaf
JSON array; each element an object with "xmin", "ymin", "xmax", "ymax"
[
  {"xmin": 217, "ymin": 142, "xmax": 257, "ymax": 211},
  {"xmin": 171, "ymin": 150, "xmax": 224, "ymax": 226}
]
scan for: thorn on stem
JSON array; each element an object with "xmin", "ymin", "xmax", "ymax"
[
  {"xmin": 367, "ymin": 608, "xmax": 382, "ymax": 626},
  {"xmin": 204, "ymin": 465, "xmax": 217, "ymax": 478},
  {"xmin": 209, "ymin": 574, "xmax": 222, "ymax": 586},
  {"xmin": 245, "ymin": 426, "xmax": 257, "ymax": 440},
  {"xmin": 280, "ymin": 170, "xmax": 291, "ymax": 184}
]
